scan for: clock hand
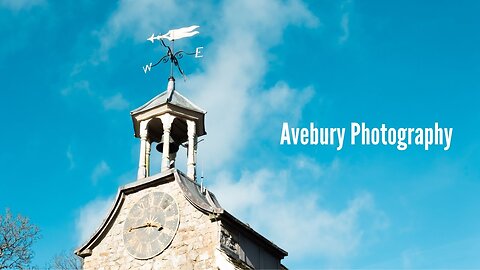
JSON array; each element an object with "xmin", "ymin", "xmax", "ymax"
[
  {"xmin": 128, "ymin": 224, "xmax": 149, "ymax": 232},
  {"xmin": 148, "ymin": 221, "xmax": 164, "ymax": 231},
  {"xmin": 128, "ymin": 222, "xmax": 164, "ymax": 232}
]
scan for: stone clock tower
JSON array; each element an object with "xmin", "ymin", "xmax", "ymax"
[{"xmin": 75, "ymin": 77, "xmax": 288, "ymax": 269}]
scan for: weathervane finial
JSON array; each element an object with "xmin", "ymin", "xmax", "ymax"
[{"xmin": 143, "ymin": 25, "xmax": 203, "ymax": 83}]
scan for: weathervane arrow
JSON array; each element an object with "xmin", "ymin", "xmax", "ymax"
[
  {"xmin": 148, "ymin": 25, "xmax": 200, "ymax": 42},
  {"xmin": 142, "ymin": 25, "xmax": 203, "ymax": 81}
]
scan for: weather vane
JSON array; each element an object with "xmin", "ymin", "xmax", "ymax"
[{"xmin": 143, "ymin": 25, "xmax": 203, "ymax": 81}]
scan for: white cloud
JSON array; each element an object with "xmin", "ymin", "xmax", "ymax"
[
  {"xmin": 84, "ymin": 0, "xmax": 319, "ymax": 170},
  {"xmin": 61, "ymin": 80, "xmax": 92, "ymax": 96},
  {"xmin": 366, "ymin": 235, "xmax": 480, "ymax": 268},
  {"xmin": 95, "ymin": 0, "xmax": 211, "ymax": 60},
  {"xmin": 66, "ymin": 146, "xmax": 75, "ymax": 170},
  {"xmin": 81, "ymin": 0, "xmax": 386, "ymax": 266},
  {"xmin": 61, "ymin": 82, "xmax": 129, "ymax": 111},
  {"xmin": 294, "ymin": 155, "xmax": 340, "ymax": 178},
  {"xmin": 209, "ymin": 161, "xmax": 387, "ymax": 264},
  {"xmin": 402, "ymin": 248, "xmax": 422, "ymax": 269},
  {"xmin": 339, "ymin": 0, "xmax": 353, "ymax": 44},
  {"xmin": 102, "ymin": 93, "xmax": 130, "ymax": 111},
  {"xmin": 75, "ymin": 196, "xmax": 115, "ymax": 245},
  {"xmin": 183, "ymin": 0, "xmax": 318, "ymax": 170},
  {"xmin": 251, "ymin": 82, "xmax": 315, "ymax": 128},
  {"xmin": 91, "ymin": 160, "xmax": 111, "ymax": 184},
  {"xmin": 0, "ymin": 0, "xmax": 43, "ymax": 11},
  {"xmin": 339, "ymin": 12, "xmax": 350, "ymax": 44}
]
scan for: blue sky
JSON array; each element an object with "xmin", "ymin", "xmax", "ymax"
[{"xmin": 1, "ymin": 0, "xmax": 479, "ymax": 268}]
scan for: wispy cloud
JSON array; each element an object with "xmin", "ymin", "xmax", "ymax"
[
  {"xmin": 294, "ymin": 155, "xmax": 340, "ymax": 178},
  {"xmin": 94, "ymin": 0, "xmax": 209, "ymax": 61},
  {"xmin": 184, "ymin": 0, "xmax": 318, "ymax": 170},
  {"xmin": 339, "ymin": 0, "xmax": 353, "ymax": 44},
  {"xmin": 61, "ymin": 81, "xmax": 129, "ymax": 111},
  {"xmin": 91, "ymin": 160, "xmax": 111, "ymax": 184},
  {"xmin": 0, "ymin": 0, "xmax": 44, "ymax": 11},
  {"xmin": 75, "ymin": 196, "xmax": 114, "ymax": 245},
  {"xmin": 339, "ymin": 12, "xmax": 350, "ymax": 44},
  {"xmin": 77, "ymin": 1, "xmax": 384, "ymax": 266},
  {"xmin": 102, "ymin": 93, "xmax": 129, "ymax": 111},
  {"xmin": 209, "ymin": 161, "xmax": 387, "ymax": 265},
  {"xmin": 66, "ymin": 146, "xmax": 75, "ymax": 170},
  {"xmin": 61, "ymin": 80, "xmax": 92, "ymax": 96},
  {"xmin": 251, "ymin": 82, "xmax": 315, "ymax": 131},
  {"xmin": 402, "ymin": 248, "xmax": 422, "ymax": 269},
  {"xmin": 94, "ymin": 0, "xmax": 319, "ymax": 170}
]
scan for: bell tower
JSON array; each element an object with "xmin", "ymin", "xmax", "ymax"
[
  {"xmin": 76, "ymin": 26, "xmax": 288, "ymax": 269},
  {"xmin": 131, "ymin": 76, "xmax": 206, "ymax": 180}
]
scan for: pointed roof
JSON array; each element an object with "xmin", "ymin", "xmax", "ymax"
[
  {"xmin": 131, "ymin": 90, "xmax": 206, "ymax": 115},
  {"xmin": 130, "ymin": 89, "xmax": 207, "ymax": 139}
]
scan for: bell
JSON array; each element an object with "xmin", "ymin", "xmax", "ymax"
[{"xmin": 156, "ymin": 135, "xmax": 180, "ymax": 154}]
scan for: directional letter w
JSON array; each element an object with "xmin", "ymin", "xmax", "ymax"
[{"xmin": 143, "ymin": 63, "xmax": 152, "ymax": 73}]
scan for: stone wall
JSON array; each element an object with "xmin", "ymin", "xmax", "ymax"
[{"xmin": 82, "ymin": 179, "xmax": 220, "ymax": 270}]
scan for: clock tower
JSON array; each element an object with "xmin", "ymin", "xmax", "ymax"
[
  {"xmin": 75, "ymin": 77, "xmax": 288, "ymax": 269},
  {"xmin": 75, "ymin": 26, "xmax": 287, "ymax": 269}
]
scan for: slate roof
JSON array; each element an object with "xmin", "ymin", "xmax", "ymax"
[{"xmin": 131, "ymin": 90, "xmax": 206, "ymax": 115}]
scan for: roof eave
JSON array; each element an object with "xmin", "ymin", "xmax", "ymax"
[
  {"xmin": 216, "ymin": 210, "xmax": 288, "ymax": 258},
  {"xmin": 130, "ymin": 103, "xmax": 207, "ymax": 138}
]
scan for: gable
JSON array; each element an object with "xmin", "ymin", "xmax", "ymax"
[{"xmin": 76, "ymin": 170, "xmax": 221, "ymax": 269}]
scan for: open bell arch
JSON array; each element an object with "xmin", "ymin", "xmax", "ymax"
[{"xmin": 130, "ymin": 78, "xmax": 206, "ymax": 181}]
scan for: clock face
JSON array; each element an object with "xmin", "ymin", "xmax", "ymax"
[{"xmin": 123, "ymin": 192, "xmax": 179, "ymax": 259}]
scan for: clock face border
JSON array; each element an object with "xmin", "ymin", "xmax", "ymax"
[{"xmin": 122, "ymin": 191, "xmax": 180, "ymax": 260}]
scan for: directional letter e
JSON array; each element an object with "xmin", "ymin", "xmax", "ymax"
[{"xmin": 195, "ymin": 47, "xmax": 204, "ymax": 58}]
